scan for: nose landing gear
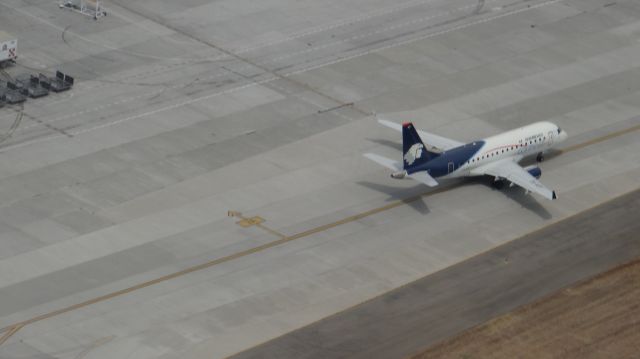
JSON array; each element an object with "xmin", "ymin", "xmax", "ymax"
[{"xmin": 536, "ymin": 152, "xmax": 545, "ymax": 162}]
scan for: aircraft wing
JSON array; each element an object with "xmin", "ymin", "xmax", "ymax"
[
  {"xmin": 474, "ymin": 159, "xmax": 557, "ymax": 200},
  {"xmin": 408, "ymin": 171, "xmax": 439, "ymax": 187},
  {"xmin": 377, "ymin": 119, "xmax": 463, "ymax": 151}
]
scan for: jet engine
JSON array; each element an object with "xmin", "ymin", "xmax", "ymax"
[
  {"xmin": 524, "ymin": 165, "xmax": 542, "ymax": 179},
  {"xmin": 390, "ymin": 171, "xmax": 407, "ymax": 179}
]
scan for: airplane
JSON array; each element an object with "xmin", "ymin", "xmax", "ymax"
[{"xmin": 364, "ymin": 119, "xmax": 568, "ymax": 200}]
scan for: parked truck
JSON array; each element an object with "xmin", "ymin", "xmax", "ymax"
[{"xmin": 0, "ymin": 31, "xmax": 17, "ymax": 65}]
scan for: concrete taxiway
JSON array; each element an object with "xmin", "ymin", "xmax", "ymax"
[
  {"xmin": 230, "ymin": 188, "xmax": 640, "ymax": 359},
  {"xmin": 0, "ymin": 0, "xmax": 639, "ymax": 358}
]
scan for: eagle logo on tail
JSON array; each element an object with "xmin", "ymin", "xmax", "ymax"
[{"xmin": 404, "ymin": 143, "xmax": 424, "ymax": 165}]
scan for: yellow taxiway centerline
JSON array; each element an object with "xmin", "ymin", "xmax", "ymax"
[
  {"xmin": 0, "ymin": 123, "xmax": 638, "ymax": 344},
  {"xmin": 0, "ymin": 324, "xmax": 23, "ymax": 346}
]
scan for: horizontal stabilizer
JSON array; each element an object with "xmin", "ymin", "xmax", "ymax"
[
  {"xmin": 363, "ymin": 153, "xmax": 402, "ymax": 172},
  {"xmin": 377, "ymin": 119, "xmax": 403, "ymax": 132},
  {"xmin": 376, "ymin": 117, "xmax": 463, "ymax": 151},
  {"xmin": 408, "ymin": 171, "xmax": 439, "ymax": 187}
]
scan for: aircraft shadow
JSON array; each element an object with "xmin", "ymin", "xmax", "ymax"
[
  {"xmin": 359, "ymin": 177, "xmax": 552, "ymax": 219},
  {"xmin": 357, "ymin": 181, "xmax": 430, "ymax": 215},
  {"xmin": 472, "ymin": 177, "xmax": 552, "ymax": 220},
  {"xmin": 519, "ymin": 149, "xmax": 563, "ymax": 166}
]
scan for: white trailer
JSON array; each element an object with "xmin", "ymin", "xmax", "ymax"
[{"xmin": 0, "ymin": 31, "xmax": 17, "ymax": 64}]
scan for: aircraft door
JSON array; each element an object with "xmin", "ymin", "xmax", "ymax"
[
  {"xmin": 448, "ymin": 162, "xmax": 455, "ymax": 174},
  {"xmin": 548, "ymin": 130, "xmax": 555, "ymax": 146}
]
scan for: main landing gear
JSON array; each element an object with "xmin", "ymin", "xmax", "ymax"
[
  {"xmin": 536, "ymin": 152, "xmax": 545, "ymax": 162},
  {"xmin": 492, "ymin": 178, "xmax": 505, "ymax": 189}
]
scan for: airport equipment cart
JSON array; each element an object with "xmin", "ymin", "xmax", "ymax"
[
  {"xmin": 15, "ymin": 74, "xmax": 49, "ymax": 98},
  {"xmin": 0, "ymin": 31, "xmax": 17, "ymax": 65},
  {"xmin": 40, "ymin": 71, "xmax": 74, "ymax": 92}
]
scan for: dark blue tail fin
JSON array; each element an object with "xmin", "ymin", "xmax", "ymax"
[{"xmin": 402, "ymin": 122, "xmax": 437, "ymax": 170}]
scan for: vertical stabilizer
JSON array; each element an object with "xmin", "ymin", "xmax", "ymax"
[{"xmin": 402, "ymin": 122, "xmax": 436, "ymax": 171}]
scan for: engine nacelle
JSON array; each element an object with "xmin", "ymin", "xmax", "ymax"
[
  {"xmin": 390, "ymin": 171, "xmax": 407, "ymax": 179},
  {"xmin": 524, "ymin": 165, "xmax": 542, "ymax": 179}
]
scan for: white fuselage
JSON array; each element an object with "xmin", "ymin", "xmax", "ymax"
[{"xmin": 443, "ymin": 121, "xmax": 567, "ymax": 179}]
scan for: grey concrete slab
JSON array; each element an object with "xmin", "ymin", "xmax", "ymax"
[
  {"xmin": 52, "ymin": 209, "xmax": 114, "ymax": 236},
  {"xmin": 0, "ymin": 243, "xmax": 175, "ymax": 318},
  {"xmin": 0, "ymin": 0, "xmax": 639, "ymax": 358},
  {"xmin": 0, "ymin": 223, "xmax": 43, "ymax": 260},
  {"xmin": 230, "ymin": 189, "xmax": 640, "ymax": 359}
]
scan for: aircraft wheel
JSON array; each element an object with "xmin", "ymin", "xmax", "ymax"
[
  {"xmin": 492, "ymin": 179, "xmax": 505, "ymax": 190},
  {"xmin": 536, "ymin": 152, "xmax": 544, "ymax": 162}
]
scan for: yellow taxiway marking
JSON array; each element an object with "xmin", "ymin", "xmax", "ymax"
[
  {"xmin": 228, "ymin": 211, "xmax": 287, "ymax": 239},
  {"xmin": 236, "ymin": 216, "xmax": 265, "ymax": 228},
  {"xmin": 226, "ymin": 188, "xmax": 640, "ymax": 359},
  {"xmin": 0, "ymin": 123, "xmax": 638, "ymax": 344},
  {"xmin": 0, "ymin": 324, "xmax": 24, "ymax": 346}
]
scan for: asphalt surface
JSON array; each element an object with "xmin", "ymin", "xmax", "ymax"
[{"xmin": 231, "ymin": 188, "xmax": 640, "ymax": 359}]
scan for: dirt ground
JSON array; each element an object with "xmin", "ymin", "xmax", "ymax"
[{"xmin": 411, "ymin": 257, "xmax": 640, "ymax": 359}]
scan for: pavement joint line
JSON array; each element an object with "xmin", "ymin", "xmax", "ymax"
[
  {"xmin": 16, "ymin": 0, "xmax": 474, "ymax": 129},
  {"xmin": 73, "ymin": 335, "xmax": 115, "ymax": 359},
  {"xmin": 2, "ymin": 0, "xmax": 450, "ymax": 64},
  {"xmin": 0, "ymin": 123, "xmax": 637, "ymax": 343},
  {"xmin": 0, "ymin": 0, "xmax": 559, "ymax": 152},
  {"xmin": 284, "ymin": 0, "xmax": 565, "ymax": 77},
  {"xmin": 231, "ymin": 0, "xmax": 446, "ymax": 55},
  {"xmin": 224, "ymin": 187, "xmax": 640, "ymax": 359},
  {"xmin": 265, "ymin": 0, "xmax": 502, "ymax": 63}
]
